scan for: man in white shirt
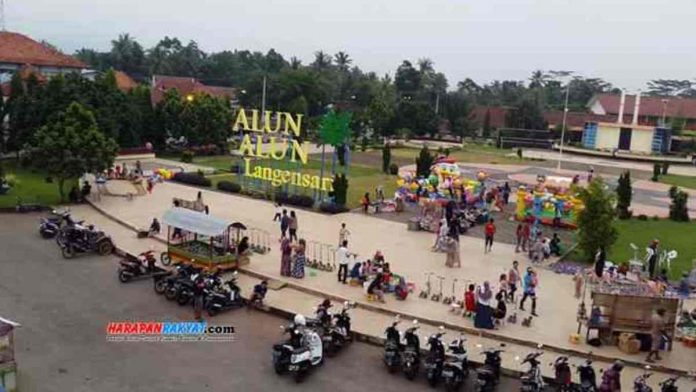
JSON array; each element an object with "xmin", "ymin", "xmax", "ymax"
[
  {"xmin": 336, "ymin": 240, "xmax": 350, "ymax": 284},
  {"xmin": 338, "ymin": 223, "xmax": 350, "ymax": 246}
]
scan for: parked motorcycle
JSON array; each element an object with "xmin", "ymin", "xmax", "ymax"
[
  {"xmin": 659, "ymin": 376, "xmax": 679, "ymax": 392},
  {"xmin": 118, "ymin": 250, "xmax": 166, "ymax": 283},
  {"xmin": 60, "ymin": 224, "xmax": 114, "ymax": 258},
  {"xmin": 38, "ymin": 209, "xmax": 77, "ymax": 239},
  {"xmin": 205, "ymin": 272, "xmax": 246, "ymax": 316},
  {"xmin": 272, "ymin": 314, "xmax": 323, "ymax": 383},
  {"xmin": 163, "ymin": 265, "xmax": 202, "ymax": 302},
  {"xmin": 576, "ymin": 358, "xmax": 598, "ymax": 392},
  {"xmin": 324, "ymin": 301, "xmax": 355, "ymax": 355},
  {"xmin": 402, "ymin": 320, "xmax": 421, "ymax": 380},
  {"xmin": 520, "ymin": 351, "xmax": 544, "ymax": 392},
  {"xmin": 442, "ymin": 334, "xmax": 469, "ymax": 392},
  {"xmin": 634, "ymin": 369, "xmax": 653, "ymax": 392},
  {"xmin": 153, "ymin": 264, "xmax": 197, "ymax": 295},
  {"xmin": 424, "ymin": 327, "xmax": 446, "ymax": 387},
  {"xmin": 553, "ymin": 355, "xmax": 572, "ymax": 392},
  {"xmin": 384, "ymin": 318, "xmax": 402, "ymax": 373},
  {"xmin": 476, "ymin": 344, "xmax": 504, "ymax": 391}
]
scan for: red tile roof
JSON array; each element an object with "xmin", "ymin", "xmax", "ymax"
[
  {"xmin": 150, "ymin": 75, "xmax": 236, "ymax": 105},
  {"xmin": 0, "ymin": 31, "xmax": 85, "ymax": 69},
  {"xmin": 592, "ymin": 93, "xmax": 696, "ymax": 119},
  {"xmin": 471, "ymin": 106, "xmax": 509, "ymax": 129},
  {"xmin": 114, "ymin": 70, "xmax": 138, "ymax": 92},
  {"xmin": 0, "ymin": 64, "xmax": 47, "ymax": 96}
]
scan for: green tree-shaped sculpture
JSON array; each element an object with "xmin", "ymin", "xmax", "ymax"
[{"xmin": 317, "ymin": 109, "xmax": 352, "ymax": 201}]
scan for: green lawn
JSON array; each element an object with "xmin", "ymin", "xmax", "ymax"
[
  {"xmin": 607, "ymin": 219, "xmax": 696, "ymax": 279},
  {"xmin": 0, "ymin": 161, "xmax": 76, "ymax": 208},
  {"xmin": 659, "ymin": 174, "xmax": 696, "ymax": 190}
]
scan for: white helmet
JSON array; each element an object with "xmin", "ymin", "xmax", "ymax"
[{"xmin": 293, "ymin": 314, "xmax": 306, "ymax": 326}]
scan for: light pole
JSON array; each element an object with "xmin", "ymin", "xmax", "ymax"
[
  {"xmin": 661, "ymin": 99, "xmax": 668, "ymax": 127},
  {"xmin": 557, "ymin": 83, "xmax": 570, "ymax": 172}
]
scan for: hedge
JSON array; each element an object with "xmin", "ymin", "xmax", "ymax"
[
  {"xmin": 275, "ymin": 192, "xmax": 315, "ymax": 208},
  {"xmin": 318, "ymin": 202, "xmax": 348, "ymax": 214},
  {"xmin": 171, "ymin": 172, "xmax": 211, "ymax": 187},
  {"xmin": 217, "ymin": 181, "xmax": 241, "ymax": 193}
]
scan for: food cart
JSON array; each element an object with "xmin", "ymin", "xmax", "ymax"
[
  {"xmin": 160, "ymin": 207, "xmax": 249, "ymax": 271},
  {"xmin": 0, "ymin": 316, "xmax": 20, "ymax": 392}
]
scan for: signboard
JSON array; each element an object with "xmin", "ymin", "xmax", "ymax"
[{"xmin": 233, "ymin": 108, "xmax": 333, "ymax": 192}]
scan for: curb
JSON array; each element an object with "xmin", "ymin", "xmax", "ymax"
[{"xmin": 86, "ymin": 198, "xmax": 688, "ymax": 377}]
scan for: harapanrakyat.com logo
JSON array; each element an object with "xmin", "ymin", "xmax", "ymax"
[{"xmin": 106, "ymin": 321, "xmax": 235, "ymax": 342}]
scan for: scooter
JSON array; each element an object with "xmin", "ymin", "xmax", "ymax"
[
  {"xmin": 431, "ymin": 276, "xmax": 444, "ymax": 302},
  {"xmin": 659, "ymin": 376, "xmax": 679, "ymax": 392},
  {"xmin": 553, "ymin": 356, "xmax": 572, "ymax": 392},
  {"xmin": 520, "ymin": 351, "xmax": 544, "ymax": 392},
  {"xmin": 402, "ymin": 320, "xmax": 421, "ymax": 381},
  {"xmin": 575, "ymin": 358, "xmax": 597, "ymax": 392},
  {"xmin": 442, "ymin": 334, "xmax": 469, "ymax": 392},
  {"xmin": 634, "ymin": 370, "xmax": 653, "ymax": 392},
  {"xmin": 153, "ymin": 264, "xmax": 196, "ymax": 295},
  {"xmin": 271, "ymin": 321, "xmax": 323, "ymax": 383},
  {"xmin": 204, "ymin": 272, "xmax": 246, "ymax": 316},
  {"xmin": 476, "ymin": 345, "xmax": 505, "ymax": 391},
  {"xmin": 384, "ymin": 318, "xmax": 402, "ymax": 373},
  {"xmin": 424, "ymin": 327, "xmax": 446, "ymax": 387},
  {"xmin": 60, "ymin": 224, "xmax": 114, "ymax": 258},
  {"xmin": 38, "ymin": 209, "xmax": 75, "ymax": 239},
  {"xmin": 118, "ymin": 250, "xmax": 166, "ymax": 283},
  {"xmin": 327, "ymin": 302, "xmax": 355, "ymax": 354},
  {"xmin": 420, "ymin": 272, "xmax": 433, "ymax": 299},
  {"xmin": 443, "ymin": 278, "xmax": 458, "ymax": 305}
]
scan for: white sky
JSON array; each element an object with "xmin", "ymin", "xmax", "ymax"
[{"xmin": 7, "ymin": 0, "xmax": 696, "ymax": 90}]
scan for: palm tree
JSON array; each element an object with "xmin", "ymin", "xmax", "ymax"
[
  {"xmin": 290, "ymin": 56, "xmax": 302, "ymax": 70},
  {"xmin": 312, "ymin": 51, "xmax": 332, "ymax": 70},
  {"xmin": 418, "ymin": 58, "xmax": 434, "ymax": 74},
  {"xmin": 334, "ymin": 51, "xmax": 352, "ymax": 72},
  {"xmin": 529, "ymin": 70, "xmax": 549, "ymax": 89}
]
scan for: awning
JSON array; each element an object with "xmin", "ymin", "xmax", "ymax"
[{"xmin": 162, "ymin": 207, "xmax": 232, "ymax": 237}]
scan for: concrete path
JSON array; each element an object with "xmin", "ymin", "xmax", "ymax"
[
  {"xmin": 65, "ymin": 202, "xmax": 696, "ymax": 390},
  {"xmin": 76, "ymin": 176, "xmax": 696, "ymax": 376}
]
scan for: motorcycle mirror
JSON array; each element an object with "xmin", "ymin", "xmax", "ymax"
[
  {"xmin": 645, "ymin": 365, "xmax": 651, "ymax": 370},
  {"xmin": 279, "ymin": 325, "xmax": 285, "ymax": 330},
  {"xmin": 344, "ymin": 301, "xmax": 349, "ymax": 307},
  {"xmin": 476, "ymin": 344, "xmax": 483, "ymax": 349},
  {"xmin": 394, "ymin": 315, "xmax": 401, "ymax": 322},
  {"xmin": 439, "ymin": 325, "xmax": 445, "ymax": 331},
  {"xmin": 412, "ymin": 319, "xmax": 419, "ymax": 325},
  {"xmin": 537, "ymin": 343, "xmax": 544, "ymax": 349},
  {"xmin": 514, "ymin": 356, "xmax": 520, "ymax": 361}
]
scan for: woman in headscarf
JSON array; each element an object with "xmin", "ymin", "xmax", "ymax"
[
  {"xmin": 474, "ymin": 281, "xmax": 495, "ymax": 329},
  {"xmin": 444, "ymin": 234, "xmax": 461, "ymax": 268},
  {"xmin": 291, "ymin": 239, "xmax": 306, "ymax": 279},
  {"xmin": 433, "ymin": 218, "xmax": 449, "ymax": 252},
  {"xmin": 280, "ymin": 236, "xmax": 292, "ymax": 277}
]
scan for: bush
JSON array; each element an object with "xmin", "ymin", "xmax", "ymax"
[
  {"xmin": 4, "ymin": 174, "xmax": 18, "ymax": 187},
  {"xmin": 661, "ymin": 161, "xmax": 670, "ymax": 175},
  {"xmin": 181, "ymin": 150, "xmax": 194, "ymax": 163},
  {"xmin": 389, "ymin": 163, "xmax": 399, "ymax": 175},
  {"xmin": 230, "ymin": 163, "xmax": 241, "ymax": 174},
  {"xmin": 275, "ymin": 192, "xmax": 315, "ymax": 208},
  {"xmin": 652, "ymin": 215, "xmax": 660, "ymax": 221},
  {"xmin": 444, "ymin": 148, "xmax": 450, "ymax": 157},
  {"xmin": 319, "ymin": 202, "xmax": 349, "ymax": 214},
  {"xmin": 668, "ymin": 186, "xmax": 690, "ymax": 222},
  {"xmin": 189, "ymin": 144, "xmax": 221, "ymax": 156},
  {"xmin": 382, "ymin": 144, "xmax": 391, "ymax": 173},
  {"xmin": 652, "ymin": 163, "xmax": 661, "ymax": 181},
  {"xmin": 361, "ymin": 136, "xmax": 368, "ymax": 152},
  {"xmin": 517, "ymin": 148, "xmax": 523, "ymax": 159},
  {"xmin": 171, "ymin": 172, "xmax": 211, "ymax": 187},
  {"xmin": 637, "ymin": 214, "xmax": 648, "ymax": 221},
  {"xmin": 217, "ymin": 181, "xmax": 241, "ymax": 193}
]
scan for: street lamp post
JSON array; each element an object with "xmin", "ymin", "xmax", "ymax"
[
  {"xmin": 557, "ymin": 84, "xmax": 570, "ymax": 172},
  {"xmin": 661, "ymin": 99, "xmax": 668, "ymax": 127}
]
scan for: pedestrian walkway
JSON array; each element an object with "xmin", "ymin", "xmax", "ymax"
[
  {"xmin": 68, "ymin": 202, "xmax": 696, "ymax": 390},
  {"xmin": 78, "ymin": 177, "xmax": 696, "ymax": 376}
]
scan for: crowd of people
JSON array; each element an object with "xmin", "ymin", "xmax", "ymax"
[{"xmin": 515, "ymin": 220, "xmax": 562, "ymax": 262}]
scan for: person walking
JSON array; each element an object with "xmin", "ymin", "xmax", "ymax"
[
  {"xmin": 484, "ymin": 218, "xmax": 496, "ymax": 253},
  {"xmin": 646, "ymin": 308, "xmax": 666, "ymax": 363},
  {"xmin": 507, "ymin": 260, "xmax": 521, "ymax": 303},
  {"xmin": 646, "ymin": 239, "xmax": 659, "ymax": 279},
  {"xmin": 474, "ymin": 282, "xmax": 495, "ymax": 329},
  {"xmin": 594, "ymin": 246, "xmax": 606, "ymax": 279},
  {"xmin": 502, "ymin": 182, "xmax": 511, "ymax": 205},
  {"xmin": 289, "ymin": 211, "xmax": 298, "ymax": 242},
  {"xmin": 279, "ymin": 209, "xmax": 290, "ymax": 239},
  {"xmin": 291, "ymin": 239, "xmax": 306, "ymax": 279},
  {"xmin": 519, "ymin": 267, "xmax": 539, "ymax": 316},
  {"xmin": 336, "ymin": 240, "xmax": 350, "ymax": 284},
  {"xmin": 598, "ymin": 361, "xmax": 623, "ymax": 392},
  {"xmin": 280, "ymin": 237, "xmax": 292, "ymax": 277},
  {"xmin": 515, "ymin": 223, "xmax": 525, "ymax": 253},
  {"xmin": 444, "ymin": 235, "xmax": 461, "ymax": 268},
  {"xmin": 338, "ymin": 223, "xmax": 350, "ymax": 246},
  {"xmin": 273, "ymin": 203, "xmax": 282, "ymax": 221},
  {"xmin": 192, "ymin": 274, "xmax": 206, "ymax": 321}
]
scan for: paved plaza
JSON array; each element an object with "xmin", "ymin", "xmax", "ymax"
[{"xmin": 76, "ymin": 172, "xmax": 696, "ymax": 388}]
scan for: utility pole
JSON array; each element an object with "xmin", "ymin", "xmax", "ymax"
[
  {"xmin": 260, "ymin": 75, "xmax": 267, "ymax": 128},
  {"xmin": 1, "ymin": 0, "xmax": 6, "ymax": 31},
  {"xmin": 434, "ymin": 93, "xmax": 440, "ymax": 115},
  {"xmin": 557, "ymin": 83, "xmax": 570, "ymax": 172}
]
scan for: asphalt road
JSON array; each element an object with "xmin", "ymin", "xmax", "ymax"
[{"xmin": 0, "ymin": 213, "xmax": 522, "ymax": 392}]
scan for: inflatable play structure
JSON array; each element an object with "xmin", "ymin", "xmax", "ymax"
[{"xmin": 514, "ymin": 175, "xmax": 583, "ymax": 229}]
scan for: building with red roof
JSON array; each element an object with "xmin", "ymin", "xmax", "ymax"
[
  {"xmin": 150, "ymin": 75, "xmax": 236, "ymax": 106},
  {"xmin": 588, "ymin": 93, "xmax": 696, "ymax": 130}
]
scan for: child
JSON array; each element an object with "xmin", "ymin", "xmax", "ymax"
[
  {"xmin": 498, "ymin": 273, "xmax": 508, "ymax": 300},
  {"xmin": 572, "ymin": 271, "xmax": 584, "ymax": 299},
  {"xmin": 464, "ymin": 284, "xmax": 476, "ymax": 317},
  {"xmin": 494, "ymin": 292, "xmax": 507, "ymax": 324},
  {"xmin": 273, "ymin": 203, "xmax": 282, "ymax": 221}
]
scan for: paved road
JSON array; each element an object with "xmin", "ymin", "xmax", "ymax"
[{"xmin": 0, "ymin": 213, "xmax": 522, "ymax": 392}]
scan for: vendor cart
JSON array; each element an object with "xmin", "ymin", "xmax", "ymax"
[{"xmin": 160, "ymin": 207, "xmax": 249, "ymax": 271}]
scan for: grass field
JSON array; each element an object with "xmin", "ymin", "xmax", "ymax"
[
  {"xmin": 0, "ymin": 161, "xmax": 76, "ymax": 208},
  {"xmin": 606, "ymin": 219, "xmax": 696, "ymax": 279},
  {"xmin": 659, "ymin": 173, "xmax": 696, "ymax": 190}
]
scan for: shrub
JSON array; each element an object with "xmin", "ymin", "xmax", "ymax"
[
  {"xmin": 4, "ymin": 174, "xmax": 18, "ymax": 187},
  {"xmin": 668, "ymin": 186, "xmax": 690, "ymax": 222},
  {"xmin": 389, "ymin": 163, "xmax": 399, "ymax": 175},
  {"xmin": 172, "ymin": 172, "xmax": 211, "ymax": 187},
  {"xmin": 275, "ymin": 192, "xmax": 315, "ymax": 208},
  {"xmin": 181, "ymin": 150, "xmax": 194, "ymax": 163},
  {"xmin": 444, "ymin": 148, "xmax": 450, "ymax": 157},
  {"xmin": 637, "ymin": 214, "xmax": 648, "ymax": 221},
  {"xmin": 517, "ymin": 148, "xmax": 523, "ymax": 159},
  {"xmin": 230, "ymin": 163, "xmax": 241, "ymax": 174},
  {"xmin": 319, "ymin": 202, "xmax": 349, "ymax": 214},
  {"xmin": 661, "ymin": 162, "xmax": 670, "ymax": 175},
  {"xmin": 651, "ymin": 163, "xmax": 660, "ymax": 181},
  {"xmin": 652, "ymin": 215, "xmax": 660, "ymax": 221},
  {"xmin": 217, "ymin": 181, "xmax": 241, "ymax": 193},
  {"xmin": 361, "ymin": 136, "xmax": 368, "ymax": 152},
  {"xmin": 333, "ymin": 174, "xmax": 349, "ymax": 207},
  {"xmin": 415, "ymin": 146, "xmax": 434, "ymax": 177},
  {"xmin": 382, "ymin": 144, "xmax": 391, "ymax": 173}
]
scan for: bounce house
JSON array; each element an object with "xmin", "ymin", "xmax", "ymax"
[{"xmin": 514, "ymin": 176, "xmax": 583, "ymax": 229}]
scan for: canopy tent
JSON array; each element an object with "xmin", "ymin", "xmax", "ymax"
[{"xmin": 162, "ymin": 207, "xmax": 231, "ymax": 237}]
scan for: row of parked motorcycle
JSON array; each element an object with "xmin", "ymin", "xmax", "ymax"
[
  {"xmin": 272, "ymin": 300, "xmax": 355, "ymax": 383},
  {"xmin": 381, "ymin": 317, "xmax": 686, "ymax": 392},
  {"xmin": 38, "ymin": 209, "xmax": 115, "ymax": 258}
]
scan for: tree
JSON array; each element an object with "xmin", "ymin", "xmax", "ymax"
[
  {"xmin": 334, "ymin": 51, "xmax": 352, "ymax": 72},
  {"xmin": 333, "ymin": 173, "xmax": 349, "ymax": 207},
  {"xmin": 312, "ymin": 51, "xmax": 332, "ymax": 70},
  {"xmin": 616, "ymin": 170, "xmax": 632, "ymax": 219},
  {"xmin": 505, "ymin": 96, "xmax": 547, "ymax": 130},
  {"xmin": 576, "ymin": 178, "xmax": 618, "ymax": 261},
  {"xmin": 110, "ymin": 33, "xmax": 147, "ymax": 77},
  {"xmin": 442, "ymin": 92, "xmax": 474, "ymax": 139},
  {"xmin": 668, "ymin": 186, "xmax": 690, "ymax": 222},
  {"xmin": 26, "ymin": 102, "xmax": 118, "ymax": 201},
  {"xmin": 180, "ymin": 94, "xmax": 232, "ymax": 147},
  {"xmin": 394, "ymin": 60, "xmax": 421, "ymax": 97},
  {"xmin": 382, "ymin": 143, "xmax": 392, "ymax": 173},
  {"xmin": 367, "ymin": 85, "xmax": 396, "ymax": 137},
  {"xmin": 528, "ymin": 70, "xmax": 549, "ymax": 89},
  {"xmin": 482, "ymin": 108, "xmax": 492, "ymax": 138},
  {"xmin": 415, "ymin": 146, "xmax": 434, "ymax": 177}
]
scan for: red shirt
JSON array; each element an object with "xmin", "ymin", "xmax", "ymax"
[
  {"xmin": 464, "ymin": 292, "xmax": 476, "ymax": 312},
  {"xmin": 485, "ymin": 223, "xmax": 496, "ymax": 236}
]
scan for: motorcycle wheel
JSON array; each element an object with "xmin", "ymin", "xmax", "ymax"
[
  {"xmin": 273, "ymin": 362, "xmax": 286, "ymax": 375},
  {"xmin": 164, "ymin": 286, "xmax": 178, "ymax": 301},
  {"xmin": 154, "ymin": 279, "xmax": 167, "ymax": 294},
  {"xmin": 404, "ymin": 367, "xmax": 417, "ymax": 381},
  {"xmin": 294, "ymin": 370, "xmax": 306, "ymax": 383},
  {"xmin": 427, "ymin": 373, "xmax": 438, "ymax": 388},
  {"xmin": 177, "ymin": 290, "xmax": 191, "ymax": 306},
  {"xmin": 97, "ymin": 240, "xmax": 114, "ymax": 256},
  {"xmin": 40, "ymin": 229, "xmax": 54, "ymax": 239},
  {"xmin": 206, "ymin": 302, "xmax": 219, "ymax": 317},
  {"xmin": 61, "ymin": 245, "xmax": 75, "ymax": 259},
  {"xmin": 444, "ymin": 379, "xmax": 458, "ymax": 392},
  {"xmin": 160, "ymin": 252, "xmax": 171, "ymax": 266},
  {"xmin": 118, "ymin": 269, "xmax": 131, "ymax": 283}
]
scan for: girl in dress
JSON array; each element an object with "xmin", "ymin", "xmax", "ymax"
[
  {"xmin": 291, "ymin": 239, "xmax": 306, "ymax": 279},
  {"xmin": 280, "ymin": 237, "xmax": 292, "ymax": 277}
]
